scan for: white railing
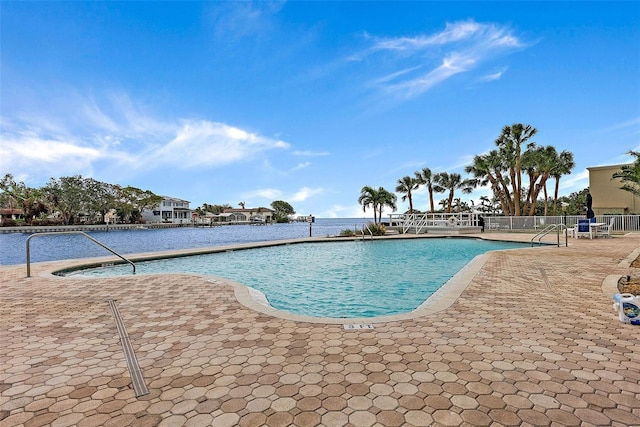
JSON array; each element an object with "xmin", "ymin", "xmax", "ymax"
[
  {"xmin": 388, "ymin": 213, "xmax": 480, "ymax": 234},
  {"xmin": 482, "ymin": 214, "xmax": 639, "ymax": 233},
  {"xmin": 389, "ymin": 214, "xmax": 639, "ymax": 233}
]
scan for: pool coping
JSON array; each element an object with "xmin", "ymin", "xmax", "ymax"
[{"xmin": 20, "ymin": 233, "xmax": 555, "ymax": 324}]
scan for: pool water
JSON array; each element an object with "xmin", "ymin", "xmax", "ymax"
[{"xmin": 72, "ymin": 238, "xmax": 530, "ymax": 318}]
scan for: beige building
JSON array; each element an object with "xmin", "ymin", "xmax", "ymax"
[{"xmin": 588, "ymin": 164, "xmax": 640, "ymax": 215}]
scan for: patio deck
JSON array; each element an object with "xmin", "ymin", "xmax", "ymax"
[{"xmin": 1, "ymin": 233, "xmax": 639, "ymax": 426}]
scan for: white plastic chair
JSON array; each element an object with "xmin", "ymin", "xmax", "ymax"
[{"xmin": 596, "ymin": 218, "xmax": 615, "ymax": 238}]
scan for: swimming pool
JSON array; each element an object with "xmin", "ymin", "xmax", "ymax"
[{"xmin": 71, "ymin": 238, "xmax": 531, "ymax": 318}]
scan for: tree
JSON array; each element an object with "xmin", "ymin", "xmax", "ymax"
[
  {"xmin": 377, "ymin": 187, "xmax": 397, "ymax": 222},
  {"xmin": 84, "ymin": 178, "xmax": 118, "ymax": 223},
  {"xmin": 200, "ymin": 203, "xmax": 231, "ymax": 214},
  {"xmin": 0, "ymin": 174, "xmax": 22, "ymax": 209},
  {"xmin": 271, "ymin": 200, "xmax": 295, "ymax": 223},
  {"xmin": 358, "ymin": 186, "xmax": 380, "ymax": 223},
  {"xmin": 521, "ymin": 145, "xmax": 558, "ymax": 216},
  {"xmin": 494, "ymin": 123, "xmax": 538, "ymax": 216},
  {"xmin": 465, "ymin": 151, "xmax": 512, "ymax": 215},
  {"xmin": 238, "ymin": 201, "xmax": 246, "ymax": 209},
  {"xmin": 433, "ymin": 172, "xmax": 474, "ymax": 214},
  {"xmin": 358, "ymin": 186, "xmax": 396, "ymax": 224},
  {"xmin": 551, "ymin": 150, "xmax": 575, "ymax": 215},
  {"xmin": 395, "ymin": 175, "xmax": 419, "ymax": 214},
  {"xmin": 117, "ymin": 186, "xmax": 162, "ymax": 223},
  {"xmin": 414, "ymin": 167, "xmax": 436, "ymax": 213},
  {"xmin": 0, "ymin": 174, "xmax": 49, "ymax": 224},
  {"xmin": 612, "ymin": 150, "xmax": 640, "ymax": 197},
  {"xmin": 45, "ymin": 176, "xmax": 87, "ymax": 225}
]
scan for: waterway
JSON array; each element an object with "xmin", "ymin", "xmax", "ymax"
[{"xmin": 0, "ymin": 218, "xmax": 370, "ymax": 266}]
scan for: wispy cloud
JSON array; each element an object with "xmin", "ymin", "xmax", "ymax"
[
  {"xmin": 358, "ymin": 20, "xmax": 525, "ymax": 100},
  {"xmin": 152, "ymin": 121, "xmax": 289, "ymax": 169},
  {"xmin": 243, "ymin": 188, "xmax": 284, "ymax": 200},
  {"xmin": 292, "ymin": 150, "xmax": 330, "ymax": 156},
  {"xmin": 291, "ymin": 162, "xmax": 311, "ymax": 171},
  {"xmin": 242, "ymin": 186, "xmax": 324, "ymax": 205},
  {"xmin": 291, "ymin": 187, "xmax": 324, "ymax": 202},
  {"xmin": 478, "ymin": 69, "xmax": 506, "ymax": 82},
  {"xmin": 0, "ymin": 92, "xmax": 290, "ymax": 182},
  {"xmin": 207, "ymin": 1, "xmax": 285, "ymax": 40}
]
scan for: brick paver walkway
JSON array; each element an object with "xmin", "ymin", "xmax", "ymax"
[{"xmin": 1, "ymin": 233, "xmax": 639, "ymax": 426}]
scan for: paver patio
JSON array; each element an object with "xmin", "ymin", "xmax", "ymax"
[{"xmin": 1, "ymin": 233, "xmax": 639, "ymax": 426}]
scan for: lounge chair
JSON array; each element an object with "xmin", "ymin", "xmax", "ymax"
[{"xmin": 595, "ymin": 217, "xmax": 615, "ymax": 238}]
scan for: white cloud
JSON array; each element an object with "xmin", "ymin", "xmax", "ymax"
[
  {"xmin": 243, "ymin": 188, "xmax": 283, "ymax": 200},
  {"xmin": 320, "ymin": 203, "xmax": 368, "ymax": 219},
  {"xmin": 207, "ymin": 1, "xmax": 284, "ymax": 40},
  {"xmin": 361, "ymin": 20, "xmax": 525, "ymax": 100},
  {"xmin": 479, "ymin": 70, "xmax": 505, "ymax": 82},
  {"xmin": 0, "ymin": 92, "xmax": 291, "ymax": 181},
  {"xmin": 151, "ymin": 121, "xmax": 289, "ymax": 169},
  {"xmin": 291, "ymin": 187, "xmax": 324, "ymax": 202},
  {"xmin": 292, "ymin": 150, "xmax": 330, "ymax": 156},
  {"xmin": 291, "ymin": 162, "xmax": 311, "ymax": 171}
]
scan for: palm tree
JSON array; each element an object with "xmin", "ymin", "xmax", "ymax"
[
  {"xmin": 358, "ymin": 186, "xmax": 397, "ymax": 223},
  {"xmin": 521, "ymin": 145, "xmax": 557, "ymax": 216},
  {"xmin": 612, "ymin": 150, "xmax": 640, "ymax": 196},
  {"xmin": 433, "ymin": 172, "xmax": 474, "ymax": 213},
  {"xmin": 495, "ymin": 123, "xmax": 538, "ymax": 216},
  {"xmin": 551, "ymin": 150, "xmax": 575, "ymax": 215},
  {"xmin": 395, "ymin": 176, "xmax": 419, "ymax": 214},
  {"xmin": 377, "ymin": 187, "xmax": 397, "ymax": 221},
  {"xmin": 465, "ymin": 150, "xmax": 513, "ymax": 216},
  {"xmin": 358, "ymin": 186, "xmax": 380, "ymax": 223},
  {"xmin": 414, "ymin": 167, "xmax": 436, "ymax": 213}
]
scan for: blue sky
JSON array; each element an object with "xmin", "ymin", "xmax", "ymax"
[{"xmin": 1, "ymin": 1, "xmax": 639, "ymax": 218}]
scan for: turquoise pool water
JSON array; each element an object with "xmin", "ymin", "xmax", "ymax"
[{"xmin": 71, "ymin": 238, "xmax": 530, "ymax": 318}]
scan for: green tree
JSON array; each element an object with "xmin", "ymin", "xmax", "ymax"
[
  {"xmin": 494, "ymin": 123, "xmax": 538, "ymax": 216},
  {"xmin": 433, "ymin": 172, "xmax": 474, "ymax": 214},
  {"xmin": 358, "ymin": 186, "xmax": 380, "ymax": 223},
  {"xmin": 358, "ymin": 186, "xmax": 396, "ymax": 224},
  {"xmin": 414, "ymin": 167, "xmax": 437, "ymax": 213},
  {"xmin": 377, "ymin": 187, "xmax": 397, "ymax": 222},
  {"xmin": 395, "ymin": 175, "xmax": 419, "ymax": 214},
  {"xmin": 84, "ymin": 178, "xmax": 118, "ymax": 223},
  {"xmin": 612, "ymin": 151, "xmax": 640, "ymax": 197},
  {"xmin": 521, "ymin": 145, "xmax": 558, "ymax": 216},
  {"xmin": 551, "ymin": 150, "xmax": 575, "ymax": 215},
  {"xmin": 0, "ymin": 174, "xmax": 50, "ymax": 224},
  {"xmin": 271, "ymin": 200, "xmax": 295, "ymax": 223},
  {"xmin": 45, "ymin": 175, "xmax": 87, "ymax": 225},
  {"xmin": 465, "ymin": 151, "xmax": 512, "ymax": 215},
  {"xmin": 117, "ymin": 186, "xmax": 162, "ymax": 223}
]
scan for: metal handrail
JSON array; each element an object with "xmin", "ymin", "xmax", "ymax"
[
  {"xmin": 362, "ymin": 224, "xmax": 374, "ymax": 240},
  {"xmin": 26, "ymin": 231, "xmax": 136, "ymax": 277},
  {"xmin": 530, "ymin": 224, "xmax": 568, "ymax": 247}
]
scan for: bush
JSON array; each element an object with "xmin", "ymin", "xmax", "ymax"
[
  {"xmin": 339, "ymin": 229, "xmax": 356, "ymax": 237},
  {"xmin": 1, "ymin": 219, "xmax": 17, "ymax": 227},
  {"xmin": 365, "ymin": 222, "xmax": 386, "ymax": 236}
]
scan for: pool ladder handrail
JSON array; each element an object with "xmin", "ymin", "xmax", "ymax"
[
  {"xmin": 362, "ymin": 224, "xmax": 374, "ymax": 240},
  {"xmin": 530, "ymin": 224, "xmax": 568, "ymax": 247},
  {"xmin": 26, "ymin": 231, "xmax": 136, "ymax": 277}
]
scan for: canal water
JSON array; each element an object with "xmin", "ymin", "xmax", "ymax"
[{"xmin": 0, "ymin": 218, "xmax": 371, "ymax": 266}]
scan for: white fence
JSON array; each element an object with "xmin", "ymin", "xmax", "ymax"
[
  {"xmin": 387, "ymin": 214, "xmax": 640, "ymax": 233},
  {"xmin": 481, "ymin": 214, "xmax": 638, "ymax": 233}
]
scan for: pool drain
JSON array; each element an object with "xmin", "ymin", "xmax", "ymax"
[{"xmin": 108, "ymin": 299, "xmax": 149, "ymax": 397}]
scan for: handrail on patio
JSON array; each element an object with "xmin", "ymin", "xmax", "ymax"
[{"xmin": 26, "ymin": 231, "xmax": 136, "ymax": 277}]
